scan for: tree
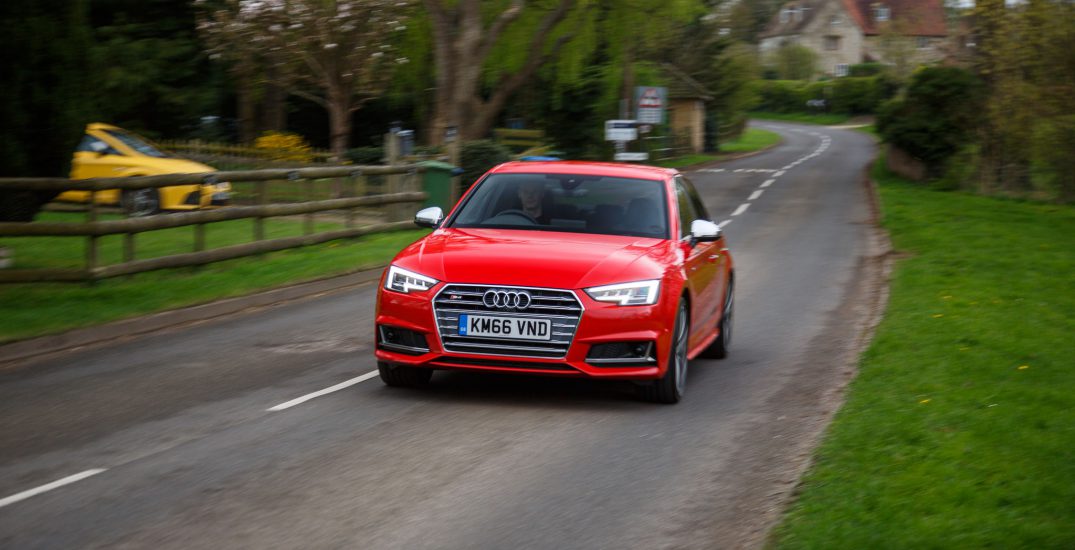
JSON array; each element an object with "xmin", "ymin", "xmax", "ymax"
[
  {"xmin": 423, "ymin": 0, "xmax": 586, "ymax": 144},
  {"xmin": 771, "ymin": 43, "xmax": 817, "ymax": 80},
  {"xmin": 199, "ymin": 0, "xmax": 413, "ymax": 155},
  {"xmin": 0, "ymin": 0, "xmax": 94, "ymax": 221},
  {"xmin": 89, "ymin": 0, "xmax": 225, "ymax": 140}
]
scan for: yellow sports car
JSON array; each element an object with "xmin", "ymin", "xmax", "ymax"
[{"xmin": 58, "ymin": 123, "xmax": 230, "ymax": 216}]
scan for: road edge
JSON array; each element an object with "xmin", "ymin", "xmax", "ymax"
[
  {"xmin": 686, "ymin": 155, "xmax": 895, "ymax": 549},
  {"xmin": 751, "ymin": 160, "xmax": 895, "ymax": 548},
  {"xmin": 0, "ymin": 266, "xmax": 386, "ymax": 369}
]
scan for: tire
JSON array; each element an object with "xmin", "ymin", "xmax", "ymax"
[
  {"xmin": 122, "ymin": 188, "xmax": 160, "ymax": 217},
  {"xmin": 638, "ymin": 301, "xmax": 689, "ymax": 404},
  {"xmin": 378, "ymin": 361, "xmax": 433, "ymax": 387},
  {"xmin": 702, "ymin": 278, "xmax": 733, "ymax": 359}
]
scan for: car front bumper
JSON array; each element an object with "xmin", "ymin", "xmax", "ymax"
[{"xmin": 374, "ymin": 282, "xmax": 676, "ymax": 380}]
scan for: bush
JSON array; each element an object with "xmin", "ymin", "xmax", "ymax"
[
  {"xmin": 878, "ymin": 67, "xmax": 983, "ymax": 178},
  {"xmin": 459, "ymin": 140, "xmax": 511, "ymax": 189},
  {"xmin": 752, "ymin": 80, "xmax": 809, "ymax": 113},
  {"xmin": 344, "ymin": 146, "xmax": 384, "ymax": 165},
  {"xmin": 753, "ymin": 76, "xmax": 894, "ymax": 116},
  {"xmin": 830, "ymin": 77, "xmax": 881, "ymax": 114},
  {"xmin": 849, "ymin": 63, "xmax": 885, "ymax": 77},
  {"xmin": 254, "ymin": 131, "xmax": 313, "ymax": 163}
]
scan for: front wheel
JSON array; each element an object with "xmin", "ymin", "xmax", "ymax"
[
  {"xmin": 638, "ymin": 301, "xmax": 688, "ymax": 404},
  {"xmin": 122, "ymin": 188, "xmax": 160, "ymax": 217},
  {"xmin": 378, "ymin": 361, "xmax": 433, "ymax": 387}
]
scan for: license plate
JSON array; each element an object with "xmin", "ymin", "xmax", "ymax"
[{"xmin": 458, "ymin": 314, "xmax": 551, "ymax": 341}]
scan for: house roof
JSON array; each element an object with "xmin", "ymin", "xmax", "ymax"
[
  {"xmin": 759, "ymin": 0, "xmax": 829, "ymax": 39},
  {"xmin": 761, "ymin": 0, "xmax": 947, "ymax": 39},
  {"xmin": 661, "ymin": 64, "xmax": 713, "ymax": 101},
  {"xmin": 850, "ymin": 0, "xmax": 948, "ymax": 36}
]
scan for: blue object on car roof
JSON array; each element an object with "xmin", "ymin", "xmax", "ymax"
[{"xmin": 520, "ymin": 155, "xmax": 561, "ymax": 161}]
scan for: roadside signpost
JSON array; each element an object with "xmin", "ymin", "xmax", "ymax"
[
  {"xmin": 604, "ymin": 120, "xmax": 639, "ymax": 142},
  {"xmin": 635, "ymin": 86, "xmax": 667, "ymax": 125}
]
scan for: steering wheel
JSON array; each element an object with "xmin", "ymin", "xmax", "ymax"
[{"xmin": 493, "ymin": 209, "xmax": 540, "ymax": 224}]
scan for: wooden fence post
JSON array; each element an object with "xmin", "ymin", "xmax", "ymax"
[
  {"xmin": 255, "ymin": 180, "xmax": 267, "ymax": 243},
  {"xmin": 85, "ymin": 190, "xmax": 99, "ymax": 285},
  {"xmin": 302, "ymin": 172, "xmax": 314, "ymax": 236}
]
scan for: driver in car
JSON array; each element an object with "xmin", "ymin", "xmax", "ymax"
[{"xmin": 517, "ymin": 180, "xmax": 550, "ymax": 224}]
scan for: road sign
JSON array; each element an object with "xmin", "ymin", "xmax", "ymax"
[
  {"xmin": 614, "ymin": 152, "xmax": 649, "ymax": 162},
  {"xmin": 605, "ymin": 120, "xmax": 638, "ymax": 142},
  {"xmin": 635, "ymin": 86, "xmax": 667, "ymax": 125}
]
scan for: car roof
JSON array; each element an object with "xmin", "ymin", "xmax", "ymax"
[
  {"xmin": 87, "ymin": 122, "xmax": 123, "ymax": 132},
  {"xmin": 490, "ymin": 161, "xmax": 677, "ymax": 181}
]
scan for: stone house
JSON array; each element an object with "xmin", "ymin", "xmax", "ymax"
[{"xmin": 759, "ymin": 0, "xmax": 949, "ymax": 77}]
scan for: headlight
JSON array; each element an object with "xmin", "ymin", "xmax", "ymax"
[
  {"xmin": 384, "ymin": 265, "xmax": 438, "ymax": 294},
  {"xmin": 584, "ymin": 279, "xmax": 660, "ymax": 306}
]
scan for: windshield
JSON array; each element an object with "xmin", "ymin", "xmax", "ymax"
[
  {"xmin": 447, "ymin": 173, "xmax": 670, "ymax": 239},
  {"xmin": 103, "ymin": 129, "xmax": 169, "ymax": 158}
]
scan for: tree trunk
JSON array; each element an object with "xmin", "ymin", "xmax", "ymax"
[
  {"xmin": 328, "ymin": 101, "xmax": 351, "ymax": 160},
  {"xmin": 237, "ymin": 80, "xmax": 257, "ymax": 144},
  {"xmin": 424, "ymin": 0, "xmax": 578, "ymax": 145},
  {"xmin": 263, "ymin": 78, "xmax": 287, "ymax": 133}
]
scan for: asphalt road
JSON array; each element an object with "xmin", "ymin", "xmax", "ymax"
[{"xmin": 0, "ymin": 121, "xmax": 879, "ymax": 549}]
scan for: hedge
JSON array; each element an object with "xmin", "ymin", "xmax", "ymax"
[{"xmin": 751, "ymin": 76, "xmax": 896, "ymax": 115}]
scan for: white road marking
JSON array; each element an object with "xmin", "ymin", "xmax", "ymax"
[
  {"xmin": 748, "ymin": 190, "xmax": 763, "ymax": 201},
  {"xmin": 774, "ymin": 171, "xmax": 785, "ymax": 177},
  {"xmin": 268, "ymin": 371, "xmax": 379, "ymax": 411},
  {"xmin": 0, "ymin": 469, "xmax": 107, "ymax": 509},
  {"xmin": 719, "ymin": 219, "xmax": 732, "ymax": 227},
  {"xmin": 731, "ymin": 203, "xmax": 750, "ymax": 216},
  {"xmin": 761, "ymin": 179, "xmax": 775, "ymax": 188}
]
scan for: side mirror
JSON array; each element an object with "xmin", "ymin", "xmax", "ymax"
[
  {"xmin": 414, "ymin": 206, "xmax": 444, "ymax": 228},
  {"xmin": 690, "ymin": 219, "xmax": 722, "ymax": 243}
]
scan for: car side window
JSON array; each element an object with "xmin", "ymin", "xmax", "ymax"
[
  {"xmin": 681, "ymin": 176, "xmax": 711, "ymax": 221},
  {"xmin": 675, "ymin": 178, "xmax": 699, "ymax": 239},
  {"xmin": 75, "ymin": 134, "xmax": 120, "ymax": 155}
]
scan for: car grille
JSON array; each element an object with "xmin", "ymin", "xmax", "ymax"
[{"xmin": 433, "ymin": 284, "xmax": 583, "ymax": 359}]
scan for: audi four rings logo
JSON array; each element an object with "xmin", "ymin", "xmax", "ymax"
[{"xmin": 483, "ymin": 289, "xmax": 532, "ymax": 310}]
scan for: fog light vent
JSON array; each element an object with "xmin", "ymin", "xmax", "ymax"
[
  {"xmin": 377, "ymin": 325, "xmax": 429, "ymax": 355},
  {"xmin": 586, "ymin": 341, "xmax": 656, "ymax": 366}
]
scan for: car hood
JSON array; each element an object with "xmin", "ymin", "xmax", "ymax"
[
  {"xmin": 133, "ymin": 157, "xmax": 216, "ymax": 175},
  {"xmin": 396, "ymin": 228, "xmax": 678, "ymax": 289}
]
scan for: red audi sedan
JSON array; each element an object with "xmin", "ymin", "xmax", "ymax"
[{"xmin": 375, "ymin": 161, "xmax": 733, "ymax": 403}]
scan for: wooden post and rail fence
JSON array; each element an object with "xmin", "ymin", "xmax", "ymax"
[{"xmin": 0, "ymin": 165, "xmax": 427, "ymax": 284}]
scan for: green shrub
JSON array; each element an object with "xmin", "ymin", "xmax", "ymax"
[
  {"xmin": 878, "ymin": 67, "xmax": 984, "ymax": 178},
  {"xmin": 344, "ymin": 146, "xmax": 384, "ymax": 165},
  {"xmin": 752, "ymin": 80, "xmax": 809, "ymax": 113},
  {"xmin": 753, "ymin": 76, "xmax": 889, "ymax": 115},
  {"xmin": 830, "ymin": 77, "xmax": 881, "ymax": 114},
  {"xmin": 849, "ymin": 62, "xmax": 885, "ymax": 77},
  {"xmin": 459, "ymin": 140, "xmax": 511, "ymax": 188}
]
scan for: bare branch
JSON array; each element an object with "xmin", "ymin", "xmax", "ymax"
[{"xmin": 476, "ymin": 0, "xmax": 526, "ymax": 62}]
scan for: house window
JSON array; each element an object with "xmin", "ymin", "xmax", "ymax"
[
  {"xmin": 916, "ymin": 36, "xmax": 931, "ymax": 49},
  {"xmin": 874, "ymin": 5, "xmax": 890, "ymax": 22},
  {"xmin": 830, "ymin": 15, "xmax": 842, "ymax": 26},
  {"xmin": 825, "ymin": 35, "xmax": 842, "ymax": 51},
  {"xmin": 834, "ymin": 63, "xmax": 849, "ymax": 77},
  {"xmin": 780, "ymin": 9, "xmax": 790, "ymax": 23}
]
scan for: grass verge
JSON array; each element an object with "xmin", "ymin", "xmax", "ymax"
[
  {"xmin": 772, "ymin": 157, "xmax": 1075, "ymax": 547},
  {"xmin": 0, "ymin": 212, "xmax": 427, "ymax": 342},
  {"xmin": 749, "ymin": 111, "xmax": 853, "ymax": 125},
  {"xmin": 653, "ymin": 127, "xmax": 781, "ymax": 168}
]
